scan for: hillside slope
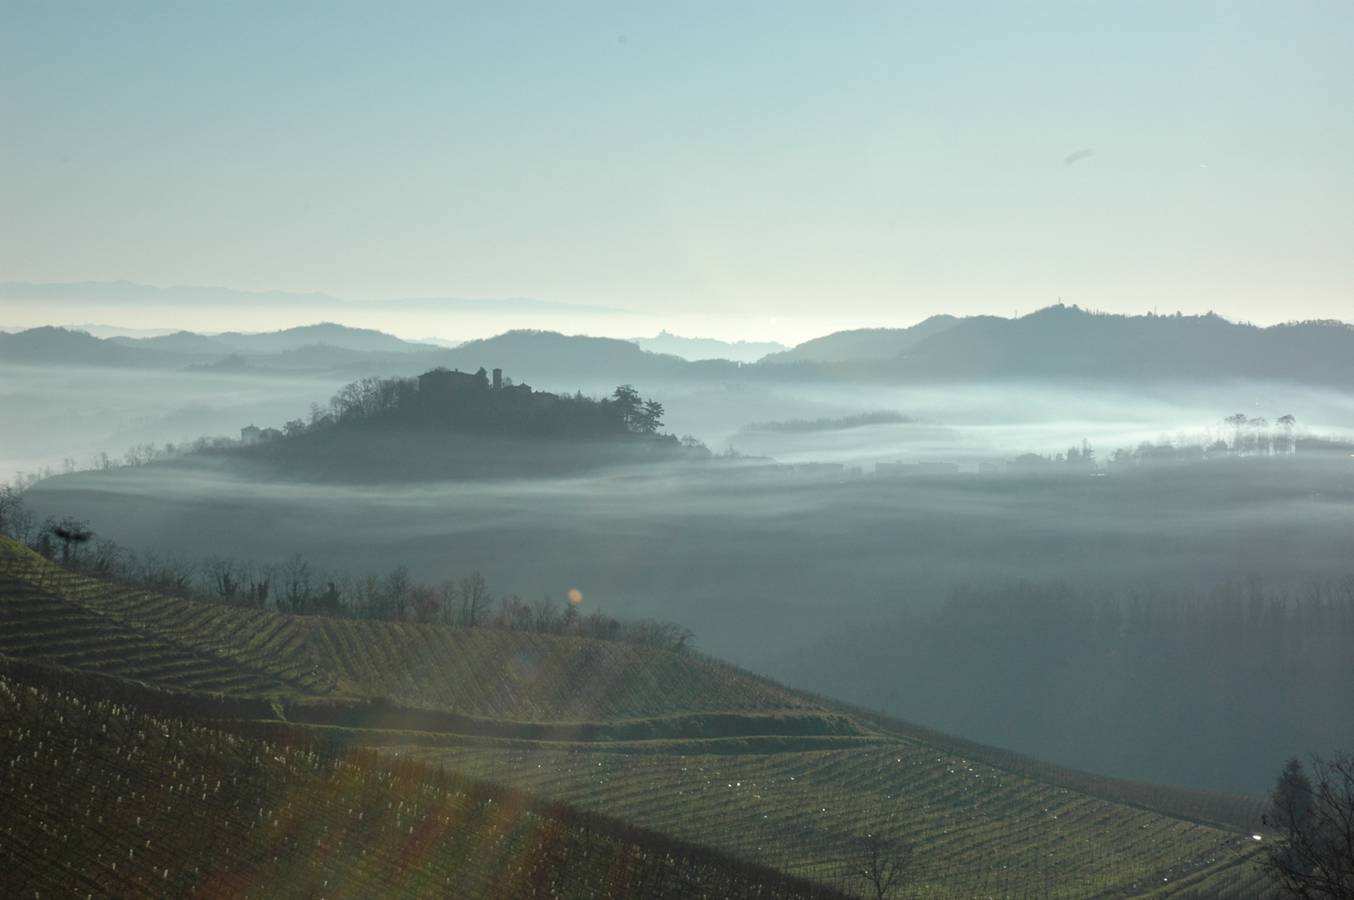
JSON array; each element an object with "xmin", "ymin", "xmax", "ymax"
[
  {"xmin": 0, "ymin": 670, "xmax": 839, "ymax": 899},
  {"xmin": 0, "ymin": 537, "xmax": 822, "ymax": 726},
  {"xmin": 0, "ymin": 537, "xmax": 1273, "ymax": 896},
  {"xmin": 761, "ymin": 316, "xmax": 962, "ymax": 365},
  {"xmin": 759, "ymin": 306, "xmax": 1354, "ymax": 386},
  {"xmin": 880, "ymin": 306, "xmax": 1354, "ymax": 384}
]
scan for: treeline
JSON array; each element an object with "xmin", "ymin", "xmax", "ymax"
[
  {"xmin": 1010, "ymin": 413, "xmax": 1349, "ymax": 469},
  {"xmin": 1107, "ymin": 432, "xmax": 1353, "ymax": 466},
  {"xmin": 0, "ymin": 495, "xmax": 693, "ymax": 653},
  {"xmin": 1, "ymin": 438, "xmax": 223, "ymax": 492}
]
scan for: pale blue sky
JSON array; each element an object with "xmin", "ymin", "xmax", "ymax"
[{"xmin": 3, "ymin": 1, "xmax": 1351, "ymax": 335}]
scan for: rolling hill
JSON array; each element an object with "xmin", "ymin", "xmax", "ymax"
[
  {"xmin": 111, "ymin": 322, "xmax": 435, "ymax": 355},
  {"xmin": 765, "ymin": 305, "xmax": 1354, "ymax": 386},
  {"xmin": 633, "ymin": 331, "xmax": 787, "ymax": 363},
  {"xmin": 0, "ymin": 326, "xmax": 182, "ymax": 368},
  {"xmin": 14, "ymin": 306, "xmax": 1354, "ymax": 389},
  {"xmin": 759, "ymin": 316, "xmax": 962, "ymax": 365},
  {"xmin": 0, "ymin": 535, "xmax": 1273, "ymax": 896},
  {"xmin": 0, "ymin": 323, "xmax": 435, "ymax": 370},
  {"xmin": 0, "ymin": 323, "xmax": 739, "ymax": 383},
  {"xmin": 433, "ymin": 329, "xmax": 723, "ymax": 383}
]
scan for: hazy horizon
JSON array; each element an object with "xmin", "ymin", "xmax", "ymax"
[
  {"xmin": 3, "ymin": 277, "xmax": 1350, "ymax": 347},
  {"xmin": 6, "ymin": 2, "xmax": 1353, "ymax": 335},
  {"xmin": 4, "ymin": 5, "xmax": 1353, "ymax": 892}
]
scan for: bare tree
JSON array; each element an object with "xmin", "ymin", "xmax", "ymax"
[
  {"xmin": 242, "ymin": 563, "xmax": 274, "ymax": 609},
  {"xmin": 456, "ymin": 572, "xmax": 490, "ymax": 628},
  {"xmin": 89, "ymin": 538, "xmax": 125, "ymax": 576},
  {"xmin": 849, "ymin": 832, "xmax": 914, "ymax": 900},
  {"xmin": 1224, "ymin": 412, "xmax": 1249, "ymax": 451},
  {"xmin": 410, "ymin": 583, "xmax": 439, "ymax": 623},
  {"xmin": 383, "ymin": 565, "xmax": 412, "ymax": 620},
  {"xmin": 1279, "ymin": 414, "xmax": 1298, "ymax": 454},
  {"xmin": 1262, "ymin": 754, "xmax": 1354, "ymax": 898},
  {"xmin": 281, "ymin": 553, "xmax": 314, "ymax": 613},
  {"xmin": 137, "ymin": 551, "xmax": 196, "ymax": 595},
  {"xmin": 1250, "ymin": 417, "xmax": 1271, "ymax": 455},
  {"xmin": 531, "ymin": 595, "xmax": 562, "ymax": 633},
  {"xmin": 205, "ymin": 556, "xmax": 241, "ymax": 602}
]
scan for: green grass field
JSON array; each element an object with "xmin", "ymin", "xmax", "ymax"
[{"xmin": 0, "ymin": 536, "xmax": 1274, "ymax": 896}]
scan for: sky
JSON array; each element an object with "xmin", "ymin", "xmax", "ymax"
[{"xmin": 3, "ymin": 1, "xmax": 1352, "ymax": 341}]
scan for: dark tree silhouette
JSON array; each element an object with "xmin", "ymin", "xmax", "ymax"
[
  {"xmin": 243, "ymin": 564, "xmax": 273, "ymax": 608},
  {"xmin": 1279, "ymin": 414, "xmax": 1298, "ymax": 453},
  {"xmin": 611, "ymin": 384, "xmax": 642, "ymax": 429},
  {"xmin": 849, "ymin": 832, "xmax": 914, "ymax": 899},
  {"xmin": 455, "ymin": 572, "xmax": 490, "ymax": 627},
  {"xmin": 1262, "ymin": 754, "xmax": 1354, "ymax": 898},
  {"xmin": 51, "ymin": 517, "xmax": 94, "ymax": 565},
  {"xmin": 281, "ymin": 553, "xmax": 314, "ymax": 613},
  {"xmin": 1224, "ymin": 412, "xmax": 1249, "ymax": 449},
  {"xmin": 205, "ymin": 556, "xmax": 241, "ymax": 601},
  {"xmin": 640, "ymin": 398, "xmax": 665, "ymax": 434}
]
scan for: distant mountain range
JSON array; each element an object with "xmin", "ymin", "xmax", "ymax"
[
  {"xmin": 631, "ymin": 331, "xmax": 786, "ymax": 363},
  {"xmin": 0, "ymin": 323, "xmax": 434, "ymax": 372},
  {"xmin": 5, "ymin": 305, "xmax": 1354, "ymax": 386},
  {"xmin": 863, "ymin": 305, "xmax": 1354, "ymax": 383},
  {"xmin": 0, "ymin": 323, "xmax": 746, "ymax": 382},
  {"xmin": 764, "ymin": 305, "xmax": 1354, "ymax": 385},
  {"xmin": 110, "ymin": 322, "xmax": 435, "ymax": 355}
]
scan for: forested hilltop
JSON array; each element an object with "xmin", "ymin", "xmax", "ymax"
[
  {"xmin": 224, "ymin": 367, "xmax": 710, "ymax": 481},
  {"xmin": 311, "ymin": 366, "xmax": 674, "ymax": 438}
]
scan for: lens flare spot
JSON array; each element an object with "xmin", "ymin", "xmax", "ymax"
[{"xmin": 567, "ymin": 588, "xmax": 584, "ymax": 605}]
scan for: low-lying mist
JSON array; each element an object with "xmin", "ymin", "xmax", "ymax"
[
  {"xmin": 0, "ymin": 363, "xmax": 348, "ymax": 482},
  {"xmin": 12, "ymin": 368, "xmax": 1354, "ymax": 794},
  {"xmin": 23, "ymin": 391, "xmax": 1354, "ymax": 795}
]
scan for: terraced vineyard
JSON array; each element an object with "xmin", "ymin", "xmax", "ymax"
[
  {"xmin": 0, "ymin": 537, "xmax": 814, "ymax": 722},
  {"xmin": 0, "ymin": 574, "xmax": 297, "ymax": 695},
  {"xmin": 0, "ymin": 535, "xmax": 1275, "ymax": 896},
  {"xmin": 397, "ymin": 740, "xmax": 1269, "ymax": 897},
  {"xmin": 0, "ymin": 672, "xmax": 839, "ymax": 899}
]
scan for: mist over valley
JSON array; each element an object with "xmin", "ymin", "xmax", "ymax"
[
  {"xmin": 12, "ymin": 312, "xmax": 1354, "ymax": 797},
  {"xmin": 7, "ymin": 5, "xmax": 1354, "ymax": 891}
]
